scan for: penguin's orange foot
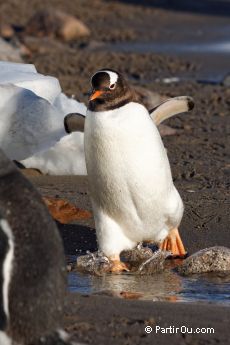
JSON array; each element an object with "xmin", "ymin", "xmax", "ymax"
[
  {"xmin": 109, "ymin": 260, "xmax": 129, "ymax": 273},
  {"xmin": 159, "ymin": 228, "xmax": 187, "ymax": 258},
  {"xmin": 108, "ymin": 255, "xmax": 129, "ymax": 273}
]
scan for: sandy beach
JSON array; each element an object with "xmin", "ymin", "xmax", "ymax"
[{"xmin": 1, "ymin": 0, "xmax": 229, "ymax": 343}]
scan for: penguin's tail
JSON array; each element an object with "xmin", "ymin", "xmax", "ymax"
[{"xmin": 149, "ymin": 96, "xmax": 194, "ymax": 126}]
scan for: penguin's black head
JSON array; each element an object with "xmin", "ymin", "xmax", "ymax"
[{"xmin": 88, "ymin": 69, "xmax": 137, "ymax": 111}]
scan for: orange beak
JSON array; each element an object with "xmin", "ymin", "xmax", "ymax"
[{"xmin": 90, "ymin": 90, "xmax": 104, "ymax": 101}]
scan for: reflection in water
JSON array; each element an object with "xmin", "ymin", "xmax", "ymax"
[
  {"xmin": 67, "ymin": 258, "xmax": 230, "ymax": 304},
  {"xmin": 178, "ymin": 273, "xmax": 230, "ymax": 303},
  {"xmin": 68, "ymin": 270, "xmax": 182, "ymax": 300}
]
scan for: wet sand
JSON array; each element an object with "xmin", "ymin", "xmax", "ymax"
[
  {"xmin": 64, "ymin": 293, "xmax": 230, "ymax": 345},
  {"xmin": 31, "ymin": 174, "xmax": 229, "ymax": 256},
  {"xmin": 1, "ymin": 0, "xmax": 229, "ymax": 343}
]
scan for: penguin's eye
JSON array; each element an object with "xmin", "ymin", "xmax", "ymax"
[{"xmin": 109, "ymin": 83, "xmax": 116, "ymax": 90}]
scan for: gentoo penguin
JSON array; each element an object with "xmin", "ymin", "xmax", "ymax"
[
  {"xmin": 68, "ymin": 69, "xmax": 194, "ymax": 272},
  {"xmin": 0, "ymin": 149, "xmax": 70, "ymax": 344}
]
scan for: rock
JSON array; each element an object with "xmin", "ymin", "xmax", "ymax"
[
  {"xmin": 136, "ymin": 250, "xmax": 170, "ymax": 275},
  {"xmin": 76, "ymin": 251, "xmax": 112, "ymax": 275},
  {"xmin": 23, "ymin": 36, "xmax": 67, "ymax": 54},
  {"xmin": 121, "ymin": 244, "xmax": 154, "ymax": 265},
  {"xmin": 222, "ymin": 74, "xmax": 230, "ymax": 87},
  {"xmin": 0, "ymin": 23, "xmax": 14, "ymax": 39},
  {"xmin": 18, "ymin": 43, "xmax": 32, "ymax": 58},
  {"xmin": 43, "ymin": 196, "xmax": 92, "ymax": 224},
  {"xmin": 0, "ymin": 38, "xmax": 23, "ymax": 62},
  {"xmin": 25, "ymin": 9, "xmax": 90, "ymax": 41},
  {"xmin": 77, "ymin": 247, "xmax": 171, "ymax": 276},
  {"xmin": 177, "ymin": 246, "xmax": 230, "ymax": 275}
]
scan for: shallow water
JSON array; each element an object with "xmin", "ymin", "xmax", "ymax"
[{"xmin": 67, "ymin": 256, "xmax": 230, "ymax": 304}]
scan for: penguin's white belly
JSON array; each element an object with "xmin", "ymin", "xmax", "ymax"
[{"xmin": 85, "ymin": 102, "xmax": 183, "ymax": 251}]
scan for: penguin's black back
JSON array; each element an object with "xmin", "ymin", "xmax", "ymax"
[
  {"xmin": 0, "ymin": 150, "xmax": 66, "ymax": 344},
  {"xmin": 0, "ymin": 226, "xmax": 8, "ymax": 331}
]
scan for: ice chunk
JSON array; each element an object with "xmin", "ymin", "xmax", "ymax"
[
  {"xmin": 0, "ymin": 84, "xmax": 65, "ymax": 160},
  {"xmin": 21, "ymin": 92, "xmax": 87, "ymax": 175},
  {"xmin": 0, "ymin": 61, "xmax": 87, "ymax": 169},
  {"xmin": 0, "ymin": 61, "xmax": 61, "ymax": 103},
  {"xmin": 0, "ymin": 61, "xmax": 37, "ymax": 73},
  {"xmin": 54, "ymin": 92, "xmax": 86, "ymax": 115},
  {"xmin": 15, "ymin": 76, "xmax": 61, "ymax": 104},
  {"xmin": 21, "ymin": 132, "xmax": 87, "ymax": 175}
]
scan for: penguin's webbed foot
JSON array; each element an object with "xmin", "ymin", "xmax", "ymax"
[
  {"xmin": 108, "ymin": 255, "xmax": 130, "ymax": 273},
  {"xmin": 159, "ymin": 228, "xmax": 187, "ymax": 258},
  {"xmin": 109, "ymin": 260, "xmax": 130, "ymax": 273}
]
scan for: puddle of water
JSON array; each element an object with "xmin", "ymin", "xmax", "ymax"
[{"xmin": 67, "ymin": 256, "xmax": 230, "ymax": 304}]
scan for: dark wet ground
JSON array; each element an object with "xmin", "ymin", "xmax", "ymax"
[
  {"xmin": 64, "ymin": 293, "xmax": 230, "ymax": 345},
  {"xmin": 31, "ymin": 173, "xmax": 230, "ymax": 258},
  {"xmin": 2, "ymin": 0, "xmax": 229, "ymax": 343}
]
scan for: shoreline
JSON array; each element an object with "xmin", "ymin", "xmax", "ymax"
[{"xmin": 64, "ymin": 293, "xmax": 230, "ymax": 344}]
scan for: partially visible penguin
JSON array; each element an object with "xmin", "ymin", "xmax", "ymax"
[
  {"xmin": 66, "ymin": 69, "xmax": 194, "ymax": 273},
  {"xmin": 0, "ymin": 149, "xmax": 71, "ymax": 344}
]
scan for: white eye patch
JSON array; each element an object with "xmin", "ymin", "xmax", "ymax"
[
  {"xmin": 105, "ymin": 70, "xmax": 118, "ymax": 86},
  {"xmin": 91, "ymin": 70, "xmax": 119, "ymax": 89},
  {"xmin": 95, "ymin": 70, "xmax": 118, "ymax": 87}
]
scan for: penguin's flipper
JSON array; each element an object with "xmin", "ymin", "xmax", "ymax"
[
  {"xmin": 149, "ymin": 96, "xmax": 194, "ymax": 126},
  {"xmin": 64, "ymin": 113, "xmax": 85, "ymax": 133}
]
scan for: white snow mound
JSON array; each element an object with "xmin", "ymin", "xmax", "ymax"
[{"xmin": 0, "ymin": 61, "xmax": 87, "ymax": 175}]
